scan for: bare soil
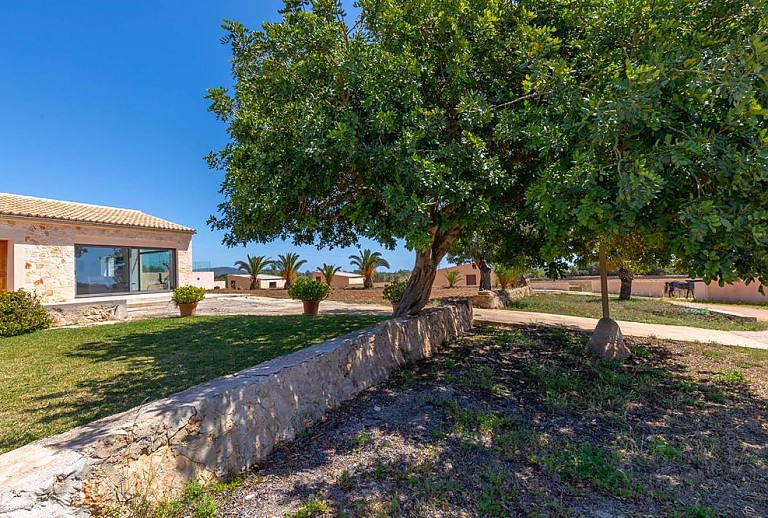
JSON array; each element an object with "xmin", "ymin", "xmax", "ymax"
[
  {"xmin": 199, "ymin": 325, "xmax": 768, "ymax": 517},
  {"xmin": 210, "ymin": 286, "xmax": 480, "ymax": 306}
]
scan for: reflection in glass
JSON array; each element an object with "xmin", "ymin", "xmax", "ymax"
[{"xmin": 75, "ymin": 245, "xmax": 175, "ymax": 296}]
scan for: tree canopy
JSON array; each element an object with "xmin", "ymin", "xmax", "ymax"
[
  {"xmin": 208, "ymin": 0, "xmax": 768, "ymax": 318},
  {"xmin": 207, "ymin": 0, "xmax": 552, "ymax": 314},
  {"xmin": 523, "ymin": 0, "xmax": 768, "ymax": 288}
]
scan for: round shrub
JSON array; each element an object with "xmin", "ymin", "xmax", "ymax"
[
  {"xmin": 382, "ymin": 279, "xmax": 407, "ymax": 302},
  {"xmin": 172, "ymin": 285, "xmax": 206, "ymax": 305},
  {"xmin": 0, "ymin": 289, "xmax": 52, "ymax": 337},
  {"xmin": 287, "ymin": 277, "xmax": 332, "ymax": 301}
]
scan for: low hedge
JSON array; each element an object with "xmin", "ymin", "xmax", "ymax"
[{"xmin": 0, "ymin": 289, "xmax": 52, "ymax": 337}]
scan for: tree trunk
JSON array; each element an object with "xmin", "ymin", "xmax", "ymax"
[
  {"xmin": 474, "ymin": 256, "xmax": 492, "ymax": 290},
  {"xmin": 586, "ymin": 243, "xmax": 631, "ymax": 360},
  {"xmin": 617, "ymin": 266, "xmax": 634, "ymax": 301},
  {"xmin": 364, "ymin": 276, "xmax": 373, "ymax": 289},
  {"xmin": 394, "ymin": 226, "xmax": 459, "ymax": 317}
]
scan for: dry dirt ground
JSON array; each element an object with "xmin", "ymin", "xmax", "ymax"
[
  {"xmin": 211, "ymin": 287, "xmax": 480, "ymax": 306},
  {"xmin": 166, "ymin": 324, "xmax": 768, "ymax": 517}
]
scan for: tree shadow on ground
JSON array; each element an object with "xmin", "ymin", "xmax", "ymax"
[{"xmin": 219, "ymin": 325, "xmax": 768, "ymax": 517}]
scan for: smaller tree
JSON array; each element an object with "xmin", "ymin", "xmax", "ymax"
[
  {"xmin": 234, "ymin": 254, "xmax": 274, "ymax": 290},
  {"xmin": 444, "ymin": 270, "xmax": 463, "ymax": 288},
  {"xmin": 318, "ymin": 263, "xmax": 342, "ymax": 285},
  {"xmin": 349, "ymin": 249, "xmax": 390, "ymax": 289},
  {"xmin": 276, "ymin": 252, "xmax": 307, "ymax": 288}
]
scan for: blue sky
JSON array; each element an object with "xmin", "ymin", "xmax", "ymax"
[{"xmin": 0, "ymin": 1, "xmax": 421, "ymax": 272}]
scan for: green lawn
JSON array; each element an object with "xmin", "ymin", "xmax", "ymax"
[
  {"xmin": 0, "ymin": 314, "xmax": 384, "ymax": 454},
  {"xmin": 508, "ymin": 293, "xmax": 766, "ymax": 331}
]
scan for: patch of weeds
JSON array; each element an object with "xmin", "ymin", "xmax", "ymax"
[
  {"xmin": 705, "ymin": 390, "xmax": 726, "ymax": 404},
  {"xmin": 677, "ymin": 503, "xmax": 717, "ymax": 518},
  {"xmin": 438, "ymin": 399, "xmax": 513, "ymax": 439},
  {"xmin": 495, "ymin": 427, "xmax": 541, "ymax": 459},
  {"xmin": 337, "ymin": 469, "xmax": 353, "ymax": 491},
  {"xmin": 629, "ymin": 345, "xmax": 653, "ymax": 359},
  {"xmin": 399, "ymin": 369, "xmax": 416, "ymax": 387},
  {"xmin": 646, "ymin": 436, "xmax": 682, "ymax": 460},
  {"xmin": 286, "ymin": 498, "xmax": 331, "ymax": 518},
  {"xmin": 465, "ymin": 363, "xmax": 500, "ymax": 393},
  {"xmin": 154, "ymin": 479, "xmax": 218, "ymax": 518},
  {"xmin": 208, "ymin": 473, "xmax": 245, "ymax": 493},
  {"xmin": 351, "ymin": 429, "xmax": 374, "ymax": 448},
  {"xmin": 532, "ymin": 442, "xmax": 640, "ymax": 497},
  {"xmin": 700, "ymin": 348, "xmax": 725, "ymax": 360},
  {"xmin": 711, "ymin": 369, "xmax": 746, "ymax": 385},
  {"xmin": 478, "ymin": 471, "xmax": 516, "ymax": 517},
  {"xmin": 443, "ymin": 358, "xmax": 457, "ymax": 369},
  {"xmin": 532, "ymin": 364, "xmax": 587, "ymax": 410}
]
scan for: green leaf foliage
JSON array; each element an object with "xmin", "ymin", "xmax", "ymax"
[
  {"xmin": 207, "ymin": 0, "xmax": 555, "ymax": 312},
  {"xmin": 171, "ymin": 286, "xmax": 207, "ymax": 305},
  {"xmin": 287, "ymin": 277, "xmax": 333, "ymax": 301},
  {"xmin": 523, "ymin": 0, "xmax": 768, "ymax": 285},
  {"xmin": 0, "ymin": 290, "xmax": 51, "ymax": 337}
]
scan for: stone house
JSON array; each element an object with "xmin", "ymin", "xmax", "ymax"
[
  {"xmin": 226, "ymin": 273, "xmax": 286, "ymax": 290},
  {"xmin": 0, "ymin": 193, "xmax": 196, "ymax": 303},
  {"xmin": 434, "ymin": 263, "xmax": 498, "ymax": 288},
  {"xmin": 312, "ymin": 270, "xmax": 365, "ymax": 288}
]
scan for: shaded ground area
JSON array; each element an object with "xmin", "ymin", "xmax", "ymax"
[
  {"xmin": 0, "ymin": 315, "xmax": 383, "ymax": 454},
  {"xmin": 508, "ymin": 293, "xmax": 766, "ymax": 331},
  {"xmin": 178, "ymin": 325, "xmax": 768, "ymax": 517}
]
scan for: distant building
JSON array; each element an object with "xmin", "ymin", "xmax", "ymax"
[
  {"xmin": 0, "ymin": 192, "xmax": 196, "ymax": 302},
  {"xmin": 312, "ymin": 270, "xmax": 365, "ymax": 288},
  {"xmin": 433, "ymin": 263, "xmax": 497, "ymax": 288},
  {"xmin": 226, "ymin": 273, "xmax": 286, "ymax": 290}
]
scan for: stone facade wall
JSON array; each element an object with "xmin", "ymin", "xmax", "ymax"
[
  {"xmin": 0, "ymin": 301, "xmax": 472, "ymax": 517},
  {"xmin": 0, "ymin": 217, "xmax": 193, "ymax": 303}
]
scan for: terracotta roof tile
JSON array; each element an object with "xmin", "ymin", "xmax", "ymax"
[{"xmin": 0, "ymin": 193, "xmax": 195, "ymax": 233}]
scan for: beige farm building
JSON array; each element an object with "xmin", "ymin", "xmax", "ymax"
[
  {"xmin": 312, "ymin": 270, "xmax": 365, "ymax": 288},
  {"xmin": 0, "ymin": 193, "xmax": 196, "ymax": 303},
  {"xmin": 226, "ymin": 273, "xmax": 286, "ymax": 290},
  {"xmin": 434, "ymin": 263, "xmax": 497, "ymax": 288}
]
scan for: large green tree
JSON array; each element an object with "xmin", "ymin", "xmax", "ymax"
[
  {"xmin": 521, "ymin": 0, "xmax": 767, "ymax": 357},
  {"xmin": 206, "ymin": 0, "xmax": 555, "ymax": 316}
]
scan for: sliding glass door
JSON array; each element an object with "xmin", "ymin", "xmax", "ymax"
[{"xmin": 75, "ymin": 245, "xmax": 176, "ymax": 296}]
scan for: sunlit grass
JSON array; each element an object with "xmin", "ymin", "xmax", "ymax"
[{"xmin": 0, "ymin": 314, "xmax": 384, "ymax": 454}]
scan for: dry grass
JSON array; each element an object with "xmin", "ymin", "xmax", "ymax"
[{"xmin": 158, "ymin": 325, "xmax": 768, "ymax": 517}]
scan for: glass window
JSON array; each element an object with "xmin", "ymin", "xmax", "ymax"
[{"xmin": 75, "ymin": 245, "xmax": 175, "ymax": 296}]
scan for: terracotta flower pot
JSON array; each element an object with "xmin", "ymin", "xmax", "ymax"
[
  {"xmin": 302, "ymin": 300, "xmax": 320, "ymax": 316},
  {"xmin": 178, "ymin": 302, "xmax": 198, "ymax": 317}
]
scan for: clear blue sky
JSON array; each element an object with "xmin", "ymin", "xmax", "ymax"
[{"xmin": 0, "ymin": 1, "xmax": 423, "ymax": 272}]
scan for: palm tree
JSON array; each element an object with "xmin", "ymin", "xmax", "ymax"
[
  {"xmin": 444, "ymin": 270, "xmax": 463, "ymax": 288},
  {"xmin": 234, "ymin": 255, "xmax": 274, "ymax": 290},
  {"xmin": 319, "ymin": 263, "xmax": 342, "ymax": 285},
  {"xmin": 276, "ymin": 252, "xmax": 307, "ymax": 288},
  {"xmin": 349, "ymin": 249, "xmax": 390, "ymax": 289}
]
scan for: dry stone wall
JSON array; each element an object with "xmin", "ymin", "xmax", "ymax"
[{"xmin": 0, "ymin": 301, "xmax": 472, "ymax": 517}]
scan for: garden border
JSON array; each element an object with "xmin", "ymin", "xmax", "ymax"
[{"xmin": 0, "ymin": 300, "xmax": 471, "ymax": 516}]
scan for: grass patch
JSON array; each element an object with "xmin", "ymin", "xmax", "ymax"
[
  {"xmin": 507, "ymin": 293, "xmax": 766, "ymax": 331},
  {"xmin": 533, "ymin": 442, "xmax": 641, "ymax": 497},
  {"xmin": 0, "ymin": 314, "xmax": 383, "ymax": 453}
]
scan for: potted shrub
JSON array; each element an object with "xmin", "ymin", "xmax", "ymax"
[
  {"xmin": 382, "ymin": 279, "xmax": 407, "ymax": 312},
  {"xmin": 287, "ymin": 277, "xmax": 332, "ymax": 316},
  {"xmin": 171, "ymin": 285, "xmax": 206, "ymax": 317}
]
